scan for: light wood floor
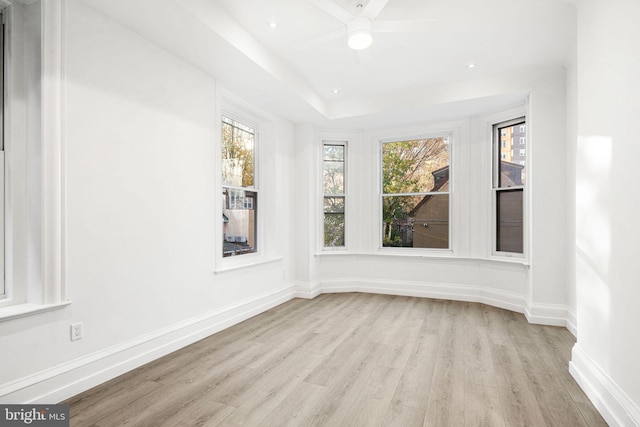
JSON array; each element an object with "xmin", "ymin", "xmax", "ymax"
[{"xmin": 65, "ymin": 293, "xmax": 607, "ymax": 426}]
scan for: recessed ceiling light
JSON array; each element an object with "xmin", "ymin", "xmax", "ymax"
[
  {"xmin": 268, "ymin": 21, "xmax": 279, "ymax": 29},
  {"xmin": 332, "ymin": 89, "xmax": 340, "ymax": 94},
  {"xmin": 467, "ymin": 63, "xmax": 476, "ymax": 69}
]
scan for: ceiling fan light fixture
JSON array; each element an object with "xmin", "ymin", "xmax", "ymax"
[{"xmin": 347, "ymin": 17, "xmax": 373, "ymax": 50}]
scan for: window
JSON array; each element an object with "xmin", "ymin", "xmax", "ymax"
[
  {"xmin": 322, "ymin": 142, "xmax": 346, "ymax": 247},
  {"xmin": 381, "ymin": 136, "xmax": 450, "ymax": 249},
  {"xmin": 520, "ymin": 137, "xmax": 526, "ymax": 144},
  {"xmin": 519, "ymin": 149, "xmax": 526, "ymax": 156},
  {"xmin": 0, "ymin": 8, "xmax": 5, "ymax": 298},
  {"xmin": 0, "ymin": 2, "xmax": 68, "ymax": 315},
  {"xmin": 519, "ymin": 125, "xmax": 526, "ymax": 132},
  {"xmin": 221, "ymin": 116, "xmax": 257, "ymax": 257},
  {"xmin": 243, "ymin": 197, "xmax": 254, "ymax": 210},
  {"xmin": 493, "ymin": 118, "xmax": 526, "ymax": 254}
]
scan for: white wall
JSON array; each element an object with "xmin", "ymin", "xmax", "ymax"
[
  {"xmin": 296, "ymin": 67, "xmax": 570, "ymax": 327},
  {"xmin": 0, "ymin": 0, "xmax": 296, "ymax": 402},
  {"xmin": 570, "ymin": 0, "xmax": 640, "ymax": 425}
]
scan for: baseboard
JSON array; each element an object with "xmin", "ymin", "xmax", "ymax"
[
  {"xmin": 298, "ymin": 278, "xmax": 526, "ymax": 313},
  {"xmin": 570, "ymin": 344, "xmax": 640, "ymax": 427},
  {"xmin": 524, "ymin": 302, "xmax": 573, "ymax": 328},
  {"xmin": 566, "ymin": 308, "xmax": 577, "ymax": 337},
  {"xmin": 294, "ymin": 278, "xmax": 572, "ymax": 329},
  {"xmin": 0, "ymin": 285, "xmax": 296, "ymax": 404},
  {"xmin": 293, "ymin": 281, "xmax": 321, "ymax": 299},
  {"xmin": 1, "ymin": 279, "xmax": 573, "ymax": 404}
]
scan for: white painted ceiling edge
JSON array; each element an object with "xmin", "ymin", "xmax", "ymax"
[{"xmin": 77, "ymin": 0, "xmax": 576, "ymax": 128}]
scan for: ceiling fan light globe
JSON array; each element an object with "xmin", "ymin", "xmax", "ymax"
[
  {"xmin": 348, "ymin": 31, "xmax": 373, "ymax": 50},
  {"xmin": 347, "ymin": 17, "xmax": 373, "ymax": 50}
]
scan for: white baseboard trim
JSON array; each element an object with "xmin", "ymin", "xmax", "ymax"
[
  {"xmin": 0, "ymin": 279, "xmax": 574, "ymax": 405},
  {"xmin": 297, "ymin": 278, "xmax": 526, "ymax": 312},
  {"xmin": 295, "ymin": 278, "xmax": 572, "ymax": 329},
  {"xmin": 570, "ymin": 344, "xmax": 640, "ymax": 427},
  {"xmin": 0, "ymin": 285, "xmax": 296, "ymax": 404},
  {"xmin": 293, "ymin": 281, "xmax": 321, "ymax": 299},
  {"xmin": 524, "ymin": 302, "xmax": 573, "ymax": 328},
  {"xmin": 566, "ymin": 308, "xmax": 577, "ymax": 337}
]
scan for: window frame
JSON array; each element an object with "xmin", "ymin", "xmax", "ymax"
[
  {"xmin": 321, "ymin": 140, "xmax": 347, "ymax": 250},
  {"xmin": 491, "ymin": 116, "xmax": 527, "ymax": 258},
  {"xmin": 0, "ymin": 7, "xmax": 6, "ymax": 299},
  {"xmin": 378, "ymin": 132, "xmax": 453, "ymax": 252},
  {"xmin": 215, "ymin": 88, "xmax": 278, "ymax": 273},
  {"xmin": 0, "ymin": 0, "xmax": 68, "ymax": 318},
  {"xmin": 220, "ymin": 113, "xmax": 260, "ymax": 260}
]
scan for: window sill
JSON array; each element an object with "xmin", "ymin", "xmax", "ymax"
[
  {"xmin": 314, "ymin": 251, "xmax": 529, "ymax": 267},
  {"xmin": 487, "ymin": 254, "xmax": 528, "ymax": 265},
  {"xmin": 0, "ymin": 301, "xmax": 72, "ymax": 323},
  {"xmin": 213, "ymin": 256, "xmax": 283, "ymax": 274}
]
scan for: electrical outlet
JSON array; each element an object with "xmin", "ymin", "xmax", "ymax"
[{"xmin": 70, "ymin": 322, "xmax": 83, "ymax": 341}]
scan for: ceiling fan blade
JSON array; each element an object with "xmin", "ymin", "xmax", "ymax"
[
  {"xmin": 293, "ymin": 27, "xmax": 346, "ymax": 50},
  {"xmin": 309, "ymin": 0, "xmax": 353, "ymax": 24},
  {"xmin": 360, "ymin": 0, "xmax": 390, "ymax": 20},
  {"xmin": 373, "ymin": 19, "xmax": 439, "ymax": 33}
]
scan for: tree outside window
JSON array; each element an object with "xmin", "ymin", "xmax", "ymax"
[{"xmin": 381, "ymin": 137, "xmax": 450, "ymax": 249}]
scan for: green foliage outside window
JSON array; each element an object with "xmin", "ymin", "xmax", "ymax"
[{"xmin": 382, "ymin": 138, "xmax": 449, "ymax": 246}]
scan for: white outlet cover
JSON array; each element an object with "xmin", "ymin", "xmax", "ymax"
[{"xmin": 70, "ymin": 322, "xmax": 83, "ymax": 341}]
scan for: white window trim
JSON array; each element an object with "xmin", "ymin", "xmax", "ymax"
[
  {"xmin": 320, "ymin": 139, "xmax": 348, "ymax": 251},
  {"xmin": 377, "ymin": 129, "xmax": 454, "ymax": 255},
  {"xmin": 214, "ymin": 86, "xmax": 279, "ymax": 273},
  {"xmin": 0, "ymin": 0, "xmax": 68, "ymax": 320},
  {"xmin": 489, "ymin": 112, "xmax": 528, "ymax": 260}
]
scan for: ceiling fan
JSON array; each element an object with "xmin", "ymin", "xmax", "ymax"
[{"xmin": 299, "ymin": 0, "xmax": 438, "ymax": 51}]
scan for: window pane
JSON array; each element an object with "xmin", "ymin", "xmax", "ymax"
[
  {"xmin": 497, "ymin": 122, "xmax": 526, "ymax": 187},
  {"xmin": 223, "ymin": 188, "xmax": 257, "ymax": 257},
  {"xmin": 324, "ymin": 197, "xmax": 344, "ymax": 213},
  {"xmin": 323, "ymin": 161, "xmax": 344, "ymax": 194},
  {"xmin": 324, "ymin": 145, "xmax": 344, "ymax": 161},
  {"xmin": 222, "ymin": 117, "xmax": 255, "ymax": 188},
  {"xmin": 324, "ymin": 214, "xmax": 345, "ymax": 247},
  {"xmin": 324, "ymin": 196, "xmax": 345, "ymax": 247},
  {"xmin": 382, "ymin": 137, "xmax": 449, "ymax": 194},
  {"xmin": 382, "ymin": 194, "xmax": 449, "ymax": 248},
  {"xmin": 496, "ymin": 189, "xmax": 523, "ymax": 253}
]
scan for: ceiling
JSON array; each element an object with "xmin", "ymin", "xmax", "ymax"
[{"xmin": 79, "ymin": 0, "xmax": 576, "ymax": 128}]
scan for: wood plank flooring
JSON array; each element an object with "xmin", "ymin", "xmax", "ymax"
[{"xmin": 65, "ymin": 293, "xmax": 608, "ymax": 426}]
